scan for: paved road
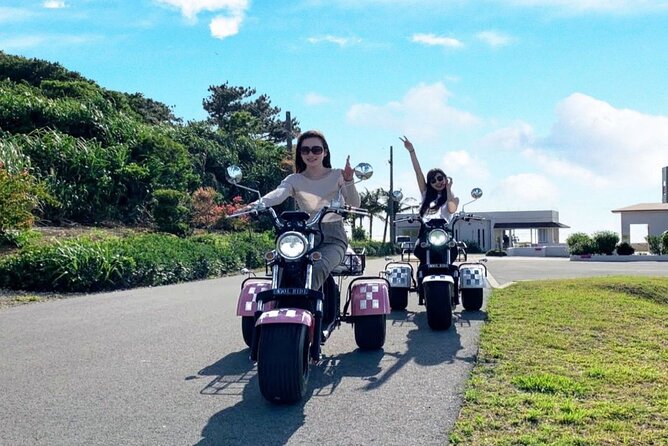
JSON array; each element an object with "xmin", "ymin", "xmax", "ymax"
[
  {"xmin": 0, "ymin": 257, "xmax": 488, "ymax": 446},
  {"xmin": 481, "ymin": 255, "xmax": 668, "ymax": 287}
]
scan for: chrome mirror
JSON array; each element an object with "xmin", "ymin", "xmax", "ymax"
[
  {"xmin": 471, "ymin": 188, "xmax": 483, "ymax": 199},
  {"xmin": 226, "ymin": 165, "xmax": 243, "ymax": 185},
  {"xmin": 391, "ymin": 190, "xmax": 404, "ymax": 202},
  {"xmin": 354, "ymin": 163, "xmax": 373, "ymax": 181}
]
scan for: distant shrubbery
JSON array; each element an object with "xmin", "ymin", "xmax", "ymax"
[
  {"xmin": 567, "ymin": 231, "xmax": 620, "ymax": 255},
  {"xmin": 0, "ymin": 232, "xmax": 274, "ymax": 293}
]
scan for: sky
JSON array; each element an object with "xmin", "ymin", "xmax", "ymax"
[{"xmin": 2, "ymin": 0, "xmax": 668, "ymax": 242}]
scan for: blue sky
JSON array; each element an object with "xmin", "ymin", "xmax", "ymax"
[{"xmin": 2, "ymin": 0, "xmax": 668, "ymax": 241}]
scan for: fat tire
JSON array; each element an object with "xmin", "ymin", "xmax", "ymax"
[
  {"xmin": 241, "ymin": 316, "xmax": 255, "ymax": 347},
  {"xmin": 424, "ymin": 281, "xmax": 453, "ymax": 330},
  {"xmin": 389, "ymin": 288, "xmax": 408, "ymax": 311},
  {"xmin": 257, "ymin": 324, "xmax": 309, "ymax": 404},
  {"xmin": 461, "ymin": 288, "xmax": 483, "ymax": 311},
  {"xmin": 354, "ymin": 314, "xmax": 386, "ymax": 350}
]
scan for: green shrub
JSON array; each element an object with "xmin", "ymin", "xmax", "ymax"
[
  {"xmin": 592, "ymin": 230, "xmax": 619, "ymax": 255},
  {"xmin": 0, "ymin": 229, "xmax": 41, "ymax": 248},
  {"xmin": 350, "ymin": 240, "xmax": 394, "ymax": 257},
  {"xmin": 662, "ymin": 231, "xmax": 668, "ymax": 254},
  {"xmin": 615, "ymin": 242, "xmax": 635, "ymax": 255},
  {"xmin": 462, "ymin": 240, "xmax": 483, "ymax": 254},
  {"xmin": 0, "ymin": 231, "xmax": 275, "ymax": 292},
  {"xmin": 486, "ymin": 249, "xmax": 507, "ymax": 257},
  {"xmin": 566, "ymin": 232, "xmax": 596, "ymax": 255},
  {"xmin": 352, "ymin": 226, "xmax": 367, "ymax": 241},
  {"xmin": 151, "ymin": 189, "xmax": 191, "ymax": 237},
  {"xmin": 0, "ymin": 161, "xmax": 52, "ymax": 232},
  {"xmin": 646, "ymin": 235, "xmax": 662, "ymax": 255}
]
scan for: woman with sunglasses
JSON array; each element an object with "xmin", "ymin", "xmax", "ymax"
[
  {"xmin": 249, "ymin": 129, "xmax": 359, "ymax": 292},
  {"xmin": 399, "ymin": 135, "xmax": 459, "ymax": 263}
]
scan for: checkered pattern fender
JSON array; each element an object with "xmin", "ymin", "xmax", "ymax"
[
  {"xmin": 236, "ymin": 280, "xmax": 272, "ymax": 316},
  {"xmin": 385, "ymin": 266, "xmax": 412, "ymax": 288},
  {"xmin": 460, "ymin": 265, "xmax": 486, "ymax": 289},
  {"xmin": 350, "ymin": 280, "xmax": 390, "ymax": 316}
]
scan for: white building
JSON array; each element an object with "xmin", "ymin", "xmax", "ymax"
[
  {"xmin": 394, "ymin": 209, "xmax": 569, "ymax": 254},
  {"xmin": 611, "ymin": 167, "xmax": 668, "ymax": 247}
]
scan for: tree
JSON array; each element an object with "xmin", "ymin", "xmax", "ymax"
[
  {"xmin": 379, "ymin": 189, "xmax": 419, "ymax": 243},
  {"xmin": 202, "ymin": 82, "xmax": 300, "ymax": 143},
  {"xmin": 360, "ymin": 188, "xmax": 387, "ymax": 240}
]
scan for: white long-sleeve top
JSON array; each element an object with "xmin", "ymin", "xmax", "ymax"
[{"xmin": 260, "ymin": 169, "xmax": 360, "ymax": 222}]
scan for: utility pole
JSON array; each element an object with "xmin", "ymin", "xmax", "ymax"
[
  {"xmin": 388, "ymin": 145, "xmax": 396, "ymax": 246},
  {"xmin": 285, "ymin": 111, "xmax": 292, "ymax": 151}
]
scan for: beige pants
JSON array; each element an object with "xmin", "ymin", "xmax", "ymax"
[{"xmin": 311, "ymin": 221, "xmax": 348, "ymax": 291}]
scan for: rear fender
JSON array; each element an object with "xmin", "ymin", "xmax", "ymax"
[
  {"xmin": 459, "ymin": 264, "xmax": 487, "ymax": 289},
  {"xmin": 422, "ymin": 274, "xmax": 455, "ymax": 285},
  {"xmin": 383, "ymin": 262, "xmax": 413, "ymax": 289},
  {"xmin": 348, "ymin": 277, "xmax": 391, "ymax": 316},
  {"xmin": 236, "ymin": 279, "xmax": 272, "ymax": 316}
]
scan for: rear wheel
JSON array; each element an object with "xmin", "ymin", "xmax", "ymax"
[
  {"xmin": 257, "ymin": 324, "xmax": 309, "ymax": 404},
  {"xmin": 354, "ymin": 314, "xmax": 386, "ymax": 350},
  {"xmin": 389, "ymin": 288, "xmax": 408, "ymax": 311},
  {"xmin": 424, "ymin": 282, "xmax": 453, "ymax": 330},
  {"xmin": 241, "ymin": 316, "xmax": 254, "ymax": 347},
  {"xmin": 461, "ymin": 288, "xmax": 483, "ymax": 311}
]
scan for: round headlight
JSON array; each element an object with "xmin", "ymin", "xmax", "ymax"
[
  {"xmin": 276, "ymin": 232, "xmax": 308, "ymax": 260},
  {"xmin": 428, "ymin": 229, "xmax": 449, "ymax": 246}
]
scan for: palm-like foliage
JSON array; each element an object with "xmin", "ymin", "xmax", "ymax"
[{"xmin": 359, "ymin": 188, "xmax": 387, "ymax": 239}]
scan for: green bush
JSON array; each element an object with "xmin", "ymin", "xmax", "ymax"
[
  {"xmin": 350, "ymin": 240, "xmax": 394, "ymax": 257},
  {"xmin": 566, "ymin": 232, "xmax": 596, "ymax": 255},
  {"xmin": 485, "ymin": 249, "xmax": 507, "ymax": 257},
  {"xmin": 0, "ymin": 231, "xmax": 275, "ymax": 292},
  {"xmin": 151, "ymin": 189, "xmax": 191, "ymax": 237},
  {"xmin": 462, "ymin": 240, "xmax": 483, "ymax": 254},
  {"xmin": 592, "ymin": 230, "xmax": 619, "ymax": 255},
  {"xmin": 646, "ymin": 235, "xmax": 662, "ymax": 255},
  {"xmin": 662, "ymin": 231, "xmax": 668, "ymax": 254},
  {"xmin": 615, "ymin": 242, "xmax": 635, "ymax": 255},
  {"xmin": 352, "ymin": 226, "xmax": 367, "ymax": 241}
]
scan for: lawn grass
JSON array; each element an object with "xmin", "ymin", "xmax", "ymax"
[{"xmin": 450, "ymin": 276, "xmax": 668, "ymax": 445}]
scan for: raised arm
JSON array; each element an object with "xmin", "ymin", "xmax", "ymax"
[
  {"xmin": 399, "ymin": 136, "xmax": 426, "ymax": 195},
  {"xmin": 340, "ymin": 156, "xmax": 360, "ymax": 207}
]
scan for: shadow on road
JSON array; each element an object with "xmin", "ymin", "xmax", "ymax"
[
  {"xmin": 191, "ymin": 345, "xmax": 384, "ymax": 445},
  {"xmin": 365, "ymin": 310, "xmax": 466, "ymax": 390}
]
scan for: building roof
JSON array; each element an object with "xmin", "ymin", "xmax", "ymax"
[
  {"xmin": 493, "ymin": 222, "xmax": 570, "ymax": 229},
  {"xmin": 611, "ymin": 203, "xmax": 668, "ymax": 213}
]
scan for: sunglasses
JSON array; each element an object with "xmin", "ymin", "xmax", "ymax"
[
  {"xmin": 429, "ymin": 174, "xmax": 446, "ymax": 184},
  {"xmin": 300, "ymin": 145, "xmax": 324, "ymax": 155}
]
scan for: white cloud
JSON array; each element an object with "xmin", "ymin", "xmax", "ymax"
[
  {"xmin": 0, "ymin": 7, "xmax": 33, "ymax": 22},
  {"xmin": 347, "ymin": 82, "xmax": 479, "ymax": 142},
  {"xmin": 480, "ymin": 121, "xmax": 535, "ymax": 150},
  {"xmin": 155, "ymin": 0, "xmax": 249, "ymax": 39},
  {"xmin": 494, "ymin": 173, "xmax": 559, "ymax": 206},
  {"xmin": 43, "ymin": 1, "xmax": 66, "ymax": 9},
  {"xmin": 307, "ymin": 35, "xmax": 362, "ymax": 47},
  {"xmin": 521, "ymin": 148, "xmax": 609, "ymax": 188},
  {"xmin": 411, "ymin": 33, "xmax": 464, "ymax": 49},
  {"xmin": 442, "ymin": 151, "xmax": 490, "ymax": 182},
  {"xmin": 498, "ymin": 0, "xmax": 668, "ymax": 14},
  {"xmin": 546, "ymin": 93, "xmax": 668, "ymax": 187},
  {"xmin": 304, "ymin": 93, "xmax": 331, "ymax": 106},
  {"xmin": 476, "ymin": 30, "xmax": 515, "ymax": 47},
  {"xmin": 0, "ymin": 34, "xmax": 97, "ymax": 50}
]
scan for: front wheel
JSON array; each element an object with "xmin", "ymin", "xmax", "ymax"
[
  {"xmin": 241, "ymin": 316, "xmax": 254, "ymax": 347},
  {"xmin": 461, "ymin": 288, "xmax": 483, "ymax": 311},
  {"xmin": 354, "ymin": 314, "xmax": 386, "ymax": 350},
  {"xmin": 257, "ymin": 324, "xmax": 310, "ymax": 404},
  {"xmin": 424, "ymin": 281, "xmax": 453, "ymax": 330},
  {"xmin": 389, "ymin": 288, "xmax": 408, "ymax": 311}
]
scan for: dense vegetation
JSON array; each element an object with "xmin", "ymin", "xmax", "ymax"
[{"xmin": 0, "ymin": 51, "xmax": 295, "ymax": 231}]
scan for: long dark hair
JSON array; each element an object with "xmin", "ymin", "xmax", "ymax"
[
  {"xmin": 294, "ymin": 130, "xmax": 332, "ymax": 173},
  {"xmin": 419, "ymin": 168, "xmax": 449, "ymax": 217}
]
